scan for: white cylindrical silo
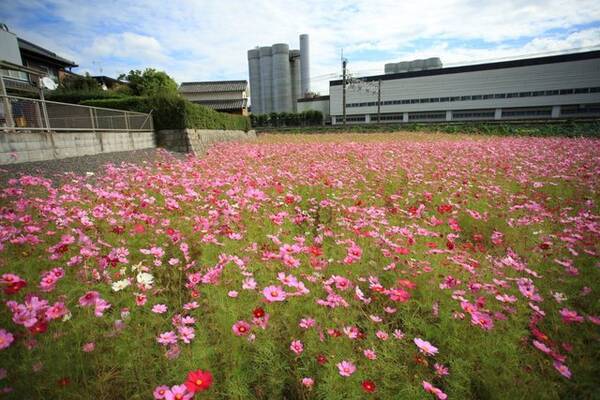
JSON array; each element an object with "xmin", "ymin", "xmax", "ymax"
[
  {"xmin": 424, "ymin": 57, "xmax": 443, "ymax": 70},
  {"xmin": 247, "ymin": 48, "xmax": 262, "ymax": 115},
  {"xmin": 259, "ymin": 46, "xmax": 273, "ymax": 114},
  {"xmin": 299, "ymin": 34, "xmax": 310, "ymax": 96},
  {"xmin": 272, "ymin": 43, "xmax": 292, "ymax": 112},
  {"xmin": 384, "ymin": 63, "xmax": 396, "ymax": 74},
  {"xmin": 290, "ymin": 49, "xmax": 301, "ymax": 111},
  {"xmin": 396, "ymin": 61, "xmax": 409, "ymax": 73}
]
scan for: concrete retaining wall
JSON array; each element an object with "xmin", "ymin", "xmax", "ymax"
[
  {"xmin": 0, "ymin": 130, "xmax": 155, "ymax": 165},
  {"xmin": 156, "ymin": 129, "xmax": 256, "ymax": 155}
]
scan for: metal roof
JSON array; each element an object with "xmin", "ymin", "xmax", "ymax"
[
  {"xmin": 17, "ymin": 38, "xmax": 77, "ymax": 68},
  {"xmin": 192, "ymin": 99, "xmax": 247, "ymax": 110},
  {"xmin": 180, "ymin": 80, "xmax": 247, "ymax": 93},
  {"xmin": 330, "ymin": 50, "xmax": 600, "ymax": 86}
]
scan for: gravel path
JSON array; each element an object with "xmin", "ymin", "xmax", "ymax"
[{"xmin": 0, "ymin": 149, "xmax": 186, "ymax": 187}]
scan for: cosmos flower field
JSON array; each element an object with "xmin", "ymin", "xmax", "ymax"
[{"xmin": 0, "ymin": 132, "xmax": 599, "ymax": 399}]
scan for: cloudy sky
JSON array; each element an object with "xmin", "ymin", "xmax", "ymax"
[{"xmin": 1, "ymin": 0, "xmax": 599, "ymax": 94}]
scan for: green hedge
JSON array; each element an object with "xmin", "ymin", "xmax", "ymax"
[
  {"xmin": 251, "ymin": 110, "xmax": 323, "ymax": 127},
  {"xmin": 81, "ymin": 95, "xmax": 251, "ymax": 131},
  {"xmin": 46, "ymin": 90, "xmax": 126, "ymax": 104}
]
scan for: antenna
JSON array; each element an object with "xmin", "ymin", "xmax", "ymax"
[{"xmin": 41, "ymin": 77, "xmax": 57, "ymax": 90}]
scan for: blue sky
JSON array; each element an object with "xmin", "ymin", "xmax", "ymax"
[{"xmin": 1, "ymin": 0, "xmax": 599, "ymax": 94}]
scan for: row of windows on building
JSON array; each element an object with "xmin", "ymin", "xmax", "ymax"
[
  {"xmin": 345, "ymin": 86, "xmax": 600, "ymax": 108},
  {"xmin": 334, "ymin": 104, "xmax": 600, "ymax": 122}
]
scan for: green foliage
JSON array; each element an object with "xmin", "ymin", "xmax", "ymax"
[
  {"xmin": 118, "ymin": 68, "xmax": 179, "ymax": 96},
  {"xmin": 251, "ymin": 111, "xmax": 324, "ymax": 127},
  {"xmin": 46, "ymin": 73, "xmax": 125, "ymax": 104},
  {"xmin": 259, "ymin": 121, "xmax": 600, "ymax": 137},
  {"xmin": 81, "ymin": 95, "xmax": 251, "ymax": 131}
]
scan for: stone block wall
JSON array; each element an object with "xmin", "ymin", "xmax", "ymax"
[
  {"xmin": 156, "ymin": 129, "xmax": 256, "ymax": 155},
  {"xmin": 0, "ymin": 130, "xmax": 155, "ymax": 165}
]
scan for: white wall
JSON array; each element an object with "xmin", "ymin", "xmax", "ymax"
[{"xmin": 330, "ymin": 58, "xmax": 600, "ymax": 116}]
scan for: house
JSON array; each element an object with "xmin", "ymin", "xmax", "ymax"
[
  {"xmin": 0, "ymin": 22, "xmax": 77, "ymax": 92},
  {"xmin": 179, "ymin": 80, "xmax": 249, "ymax": 115}
]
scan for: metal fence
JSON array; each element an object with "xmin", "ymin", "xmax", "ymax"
[{"xmin": 0, "ymin": 94, "xmax": 153, "ymax": 132}]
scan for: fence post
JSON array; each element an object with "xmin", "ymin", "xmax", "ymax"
[
  {"xmin": 90, "ymin": 108, "xmax": 96, "ymax": 132},
  {"xmin": 125, "ymin": 111, "xmax": 135, "ymax": 149},
  {"xmin": 0, "ymin": 76, "xmax": 15, "ymax": 130}
]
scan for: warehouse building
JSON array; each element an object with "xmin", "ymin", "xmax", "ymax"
[
  {"xmin": 247, "ymin": 34, "xmax": 310, "ymax": 115},
  {"xmin": 329, "ymin": 50, "xmax": 600, "ymax": 124},
  {"xmin": 179, "ymin": 80, "xmax": 249, "ymax": 115}
]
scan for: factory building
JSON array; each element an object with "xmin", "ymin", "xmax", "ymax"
[
  {"xmin": 179, "ymin": 80, "xmax": 249, "ymax": 115},
  {"xmin": 247, "ymin": 34, "xmax": 310, "ymax": 115},
  {"xmin": 329, "ymin": 50, "xmax": 600, "ymax": 124}
]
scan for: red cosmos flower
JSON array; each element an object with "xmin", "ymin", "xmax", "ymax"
[
  {"xmin": 5, "ymin": 280, "xmax": 26, "ymax": 295},
  {"xmin": 185, "ymin": 369, "xmax": 213, "ymax": 393},
  {"xmin": 309, "ymin": 246, "xmax": 323, "ymax": 257},
  {"xmin": 111, "ymin": 226, "xmax": 125, "ymax": 234},
  {"xmin": 316, "ymin": 354, "xmax": 328, "ymax": 365},
  {"xmin": 57, "ymin": 377, "xmax": 70, "ymax": 387},
  {"xmin": 252, "ymin": 307, "xmax": 265, "ymax": 319},
  {"xmin": 361, "ymin": 380, "xmax": 376, "ymax": 393},
  {"xmin": 133, "ymin": 224, "xmax": 145, "ymax": 234},
  {"xmin": 29, "ymin": 321, "xmax": 48, "ymax": 335},
  {"xmin": 437, "ymin": 204, "xmax": 453, "ymax": 214},
  {"xmin": 397, "ymin": 279, "xmax": 416, "ymax": 290}
]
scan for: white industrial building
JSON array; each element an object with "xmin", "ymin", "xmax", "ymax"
[
  {"xmin": 329, "ymin": 50, "xmax": 600, "ymax": 124},
  {"xmin": 247, "ymin": 34, "xmax": 310, "ymax": 115}
]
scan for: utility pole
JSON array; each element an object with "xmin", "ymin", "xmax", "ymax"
[
  {"xmin": 342, "ymin": 51, "xmax": 347, "ymax": 127},
  {"xmin": 377, "ymin": 79, "xmax": 381, "ymax": 124}
]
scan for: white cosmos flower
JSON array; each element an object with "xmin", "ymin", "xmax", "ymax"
[
  {"xmin": 136, "ymin": 272, "xmax": 154, "ymax": 287},
  {"xmin": 112, "ymin": 279, "xmax": 131, "ymax": 292}
]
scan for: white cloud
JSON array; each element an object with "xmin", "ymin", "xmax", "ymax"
[{"xmin": 1, "ymin": 0, "xmax": 599, "ymax": 95}]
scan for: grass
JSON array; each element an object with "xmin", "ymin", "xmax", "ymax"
[{"xmin": 0, "ymin": 132, "xmax": 598, "ymax": 399}]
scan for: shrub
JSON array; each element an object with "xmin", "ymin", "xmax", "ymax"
[
  {"xmin": 81, "ymin": 95, "xmax": 251, "ymax": 131},
  {"xmin": 46, "ymin": 89, "xmax": 125, "ymax": 105},
  {"xmin": 251, "ymin": 111, "xmax": 324, "ymax": 127}
]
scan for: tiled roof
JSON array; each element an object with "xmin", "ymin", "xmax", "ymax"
[
  {"xmin": 192, "ymin": 99, "xmax": 247, "ymax": 110},
  {"xmin": 17, "ymin": 38, "xmax": 77, "ymax": 67},
  {"xmin": 180, "ymin": 80, "xmax": 247, "ymax": 93}
]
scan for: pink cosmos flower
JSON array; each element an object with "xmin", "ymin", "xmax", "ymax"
[
  {"xmin": 422, "ymin": 381, "xmax": 447, "ymax": 399},
  {"xmin": 183, "ymin": 302, "xmax": 199, "ymax": 310},
  {"xmin": 290, "ymin": 339, "xmax": 304, "ymax": 355},
  {"xmin": 157, "ymin": 331, "xmax": 178, "ymax": 346},
  {"xmin": 393, "ymin": 329, "xmax": 405, "ymax": 340},
  {"xmin": 471, "ymin": 311, "xmax": 494, "ymax": 330},
  {"xmin": 262, "ymin": 285, "xmax": 286, "ymax": 302},
  {"xmin": 82, "ymin": 342, "xmax": 95, "ymax": 352},
  {"xmin": 232, "ymin": 320, "xmax": 251, "ymax": 336},
  {"xmin": 363, "ymin": 348, "xmax": 377, "ymax": 360},
  {"xmin": 178, "ymin": 326, "xmax": 195, "ymax": 344},
  {"xmin": 153, "ymin": 385, "xmax": 170, "ymax": 399},
  {"xmin": 336, "ymin": 360, "xmax": 356, "ymax": 377},
  {"xmin": 301, "ymin": 377, "xmax": 314, "ymax": 388},
  {"xmin": 165, "ymin": 384, "xmax": 193, "ymax": 400},
  {"xmin": 559, "ymin": 308, "xmax": 584, "ymax": 324},
  {"xmin": 0, "ymin": 330, "xmax": 14, "ymax": 350},
  {"xmin": 228, "ymin": 290, "xmax": 238, "ymax": 298},
  {"xmin": 79, "ymin": 291, "xmax": 100, "ymax": 307},
  {"xmin": 553, "ymin": 361, "xmax": 572, "ymax": 379},
  {"xmin": 152, "ymin": 304, "xmax": 168, "ymax": 314},
  {"xmin": 376, "ymin": 330, "xmax": 389, "ymax": 341},
  {"xmin": 434, "ymin": 363, "xmax": 449, "ymax": 377},
  {"xmin": 414, "ymin": 338, "xmax": 438, "ymax": 356},
  {"xmin": 299, "ymin": 317, "xmax": 315, "ymax": 329}
]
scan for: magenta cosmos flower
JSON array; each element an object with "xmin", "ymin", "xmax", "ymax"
[
  {"xmin": 0, "ymin": 329, "xmax": 14, "ymax": 350},
  {"xmin": 232, "ymin": 320, "xmax": 251, "ymax": 336},
  {"xmin": 414, "ymin": 338, "xmax": 438, "ymax": 356},
  {"xmin": 262, "ymin": 285, "xmax": 287, "ymax": 302},
  {"xmin": 290, "ymin": 339, "xmax": 304, "ymax": 355},
  {"xmin": 336, "ymin": 360, "xmax": 356, "ymax": 377}
]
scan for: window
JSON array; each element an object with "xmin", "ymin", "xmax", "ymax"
[
  {"xmin": 560, "ymin": 104, "xmax": 600, "ymax": 115},
  {"xmin": 545, "ymin": 90, "xmax": 559, "ymax": 96},
  {"xmin": 440, "ymin": 97, "xmax": 450, "ymax": 102},
  {"xmin": 410, "ymin": 99, "xmax": 419, "ymax": 104},
  {"xmin": 532, "ymin": 91, "xmax": 545, "ymax": 96},
  {"xmin": 401, "ymin": 99, "xmax": 410, "ymax": 104},
  {"xmin": 559, "ymin": 89, "xmax": 573, "ymax": 95},
  {"xmin": 502, "ymin": 107, "xmax": 552, "ymax": 118},
  {"xmin": 519, "ymin": 92, "xmax": 531, "ymax": 97},
  {"xmin": 590, "ymin": 87, "xmax": 600, "ymax": 93},
  {"xmin": 460, "ymin": 95, "xmax": 471, "ymax": 101},
  {"xmin": 408, "ymin": 112, "xmax": 445, "ymax": 121},
  {"xmin": 574, "ymin": 88, "xmax": 589, "ymax": 94},
  {"xmin": 472, "ymin": 95, "xmax": 482, "ymax": 100},
  {"xmin": 453, "ymin": 110, "xmax": 495, "ymax": 119},
  {"xmin": 483, "ymin": 94, "xmax": 494, "ymax": 99},
  {"xmin": 419, "ymin": 98, "xmax": 430, "ymax": 103},
  {"xmin": 450, "ymin": 97, "xmax": 460, "ymax": 102},
  {"xmin": 506, "ymin": 93, "xmax": 519, "ymax": 98},
  {"xmin": 495, "ymin": 94, "xmax": 506, "ymax": 98}
]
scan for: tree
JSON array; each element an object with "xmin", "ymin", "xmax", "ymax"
[
  {"xmin": 118, "ymin": 68, "xmax": 178, "ymax": 96},
  {"xmin": 59, "ymin": 72, "xmax": 101, "ymax": 92}
]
